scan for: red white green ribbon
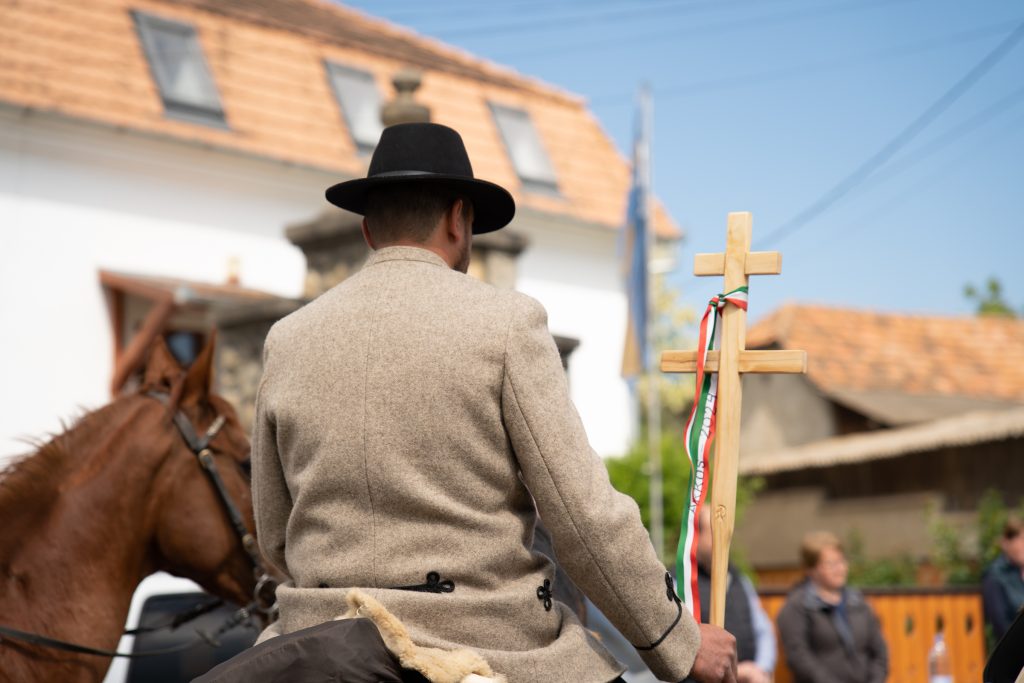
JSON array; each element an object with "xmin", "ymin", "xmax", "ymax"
[{"xmin": 677, "ymin": 286, "xmax": 748, "ymax": 620}]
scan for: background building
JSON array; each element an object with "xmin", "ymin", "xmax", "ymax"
[
  {"xmin": 735, "ymin": 304, "xmax": 1024, "ymax": 580},
  {"xmin": 0, "ymin": 0, "xmax": 680, "ymax": 463}
]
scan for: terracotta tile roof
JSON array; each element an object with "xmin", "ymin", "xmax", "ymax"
[
  {"xmin": 0, "ymin": 0, "xmax": 679, "ymax": 238},
  {"xmin": 747, "ymin": 304, "xmax": 1024, "ymax": 403}
]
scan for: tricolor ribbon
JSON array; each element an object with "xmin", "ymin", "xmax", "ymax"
[{"xmin": 676, "ymin": 286, "xmax": 749, "ymax": 620}]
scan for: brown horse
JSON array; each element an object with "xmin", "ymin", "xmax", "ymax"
[{"xmin": 0, "ymin": 336, "xmax": 266, "ymax": 683}]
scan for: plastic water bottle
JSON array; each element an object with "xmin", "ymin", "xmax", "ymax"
[{"xmin": 928, "ymin": 631, "xmax": 953, "ymax": 683}]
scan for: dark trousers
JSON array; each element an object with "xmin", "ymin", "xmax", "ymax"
[
  {"xmin": 193, "ymin": 617, "xmax": 629, "ymax": 683},
  {"xmin": 193, "ymin": 618, "xmax": 410, "ymax": 683}
]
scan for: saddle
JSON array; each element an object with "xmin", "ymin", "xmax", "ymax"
[{"xmin": 192, "ymin": 590, "xmax": 505, "ymax": 683}]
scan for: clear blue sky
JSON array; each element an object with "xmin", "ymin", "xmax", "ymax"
[{"xmin": 341, "ymin": 0, "xmax": 1023, "ymax": 320}]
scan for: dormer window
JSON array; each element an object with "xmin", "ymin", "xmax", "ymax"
[
  {"xmin": 132, "ymin": 11, "xmax": 226, "ymax": 127},
  {"xmin": 326, "ymin": 62, "xmax": 383, "ymax": 154},
  {"xmin": 489, "ymin": 103, "xmax": 559, "ymax": 194}
]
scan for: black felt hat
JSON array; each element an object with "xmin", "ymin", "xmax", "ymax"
[{"xmin": 325, "ymin": 123, "xmax": 515, "ymax": 234}]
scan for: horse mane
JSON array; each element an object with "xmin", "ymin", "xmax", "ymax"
[
  {"xmin": 0, "ymin": 390, "xmax": 181, "ymax": 548},
  {"xmin": 0, "ymin": 406, "xmax": 105, "ymax": 517},
  {"xmin": 0, "ymin": 368, "xmax": 199, "ymax": 512}
]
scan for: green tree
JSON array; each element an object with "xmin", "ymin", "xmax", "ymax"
[
  {"xmin": 927, "ymin": 489, "xmax": 1024, "ymax": 585},
  {"xmin": 845, "ymin": 529, "xmax": 916, "ymax": 587},
  {"xmin": 634, "ymin": 272, "xmax": 697, "ymax": 421},
  {"xmin": 605, "ymin": 429, "xmax": 764, "ymax": 568},
  {"xmin": 964, "ymin": 277, "xmax": 1017, "ymax": 317}
]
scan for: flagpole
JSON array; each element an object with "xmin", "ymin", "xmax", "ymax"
[{"xmin": 640, "ymin": 83, "xmax": 664, "ymax": 562}]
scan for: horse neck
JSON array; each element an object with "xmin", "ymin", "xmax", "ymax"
[{"xmin": 0, "ymin": 397, "xmax": 173, "ymax": 642}]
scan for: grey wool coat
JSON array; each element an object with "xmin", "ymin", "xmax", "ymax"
[{"xmin": 251, "ymin": 246, "xmax": 701, "ymax": 683}]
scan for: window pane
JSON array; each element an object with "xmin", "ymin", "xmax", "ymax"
[
  {"xmin": 490, "ymin": 104, "xmax": 558, "ymax": 190},
  {"xmin": 326, "ymin": 63, "xmax": 383, "ymax": 152},
  {"xmin": 134, "ymin": 12, "xmax": 224, "ymax": 122}
]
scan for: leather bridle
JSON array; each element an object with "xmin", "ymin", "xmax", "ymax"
[
  {"xmin": 146, "ymin": 391, "xmax": 279, "ymax": 620},
  {"xmin": 0, "ymin": 392, "xmax": 279, "ymax": 659}
]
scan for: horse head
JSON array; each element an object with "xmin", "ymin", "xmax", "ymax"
[{"xmin": 137, "ymin": 334, "xmax": 276, "ymax": 618}]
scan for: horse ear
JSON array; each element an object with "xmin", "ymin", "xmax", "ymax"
[
  {"xmin": 141, "ymin": 336, "xmax": 182, "ymax": 391},
  {"xmin": 182, "ymin": 331, "xmax": 217, "ymax": 404}
]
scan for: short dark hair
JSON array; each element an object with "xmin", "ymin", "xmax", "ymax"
[
  {"xmin": 363, "ymin": 183, "xmax": 471, "ymax": 244},
  {"xmin": 800, "ymin": 531, "xmax": 843, "ymax": 569},
  {"xmin": 1004, "ymin": 516, "xmax": 1023, "ymax": 541}
]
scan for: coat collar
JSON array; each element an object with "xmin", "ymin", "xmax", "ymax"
[
  {"xmin": 796, "ymin": 579, "xmax": 865, "ymax": 611},
  {"xmin": 365, "ymin": 246, "xmax": 450, "ymax": 270}
]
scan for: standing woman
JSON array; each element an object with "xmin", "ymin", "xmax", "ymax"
[{"xmin": 776, "ymin": 532, "xmax": 888, "ymax": 683}]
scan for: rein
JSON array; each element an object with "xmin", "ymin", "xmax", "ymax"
[
  {"xmin": 144, "ymin": 390, "xmax": 279, "ymax": 612},
  {"xmin": 0, "ymin": 392, "xmax": 279, "ymax": 659}
]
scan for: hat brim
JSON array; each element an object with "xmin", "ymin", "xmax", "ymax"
[{"xmin": 325, "ymin": 173, "xmax": 515, "ymax": 234}]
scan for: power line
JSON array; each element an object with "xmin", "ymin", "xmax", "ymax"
[
  {"xmin": 382, "ymin": 0, "xmax": 698, "ymax": 25},
  {"xmin": 485, "ymin": 0, "xmax": 920, "ymax": 62},
  {"xmin": 755, "ymin": 18, "xmax": 1024, "ymax": 248},
  {"xmin": 853, "ymin": 85, "xmax": 1024, "ymax": 196},
  {"xmin": 676, "ymin": 85, "xmax": 1024, "ymax": 305},
  {"xmin": 432, "ymin": 0, "xmax": 790, "ymax": 40},
  {"xmin": 587, "ymin": 20, "xmax": 1015, "ymax": 107},
  {"xmin": 804, "ymin": 108, "xmax": 1024, "ymax": 253}
]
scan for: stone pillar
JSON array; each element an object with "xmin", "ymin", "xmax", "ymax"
[
  {"xmin": 381, "ymin": 67, "xmax": 430, "ymax": 126},
  {"xmin": 470, "ymin": 229, "xmax": 529, "ymax": 289},
  {"xmin": 285, "ymin": 210, "xmax": 369, "ymax": 299},
  {"xmin": 213, "ymin": 300, "xmax": 303, "ymax": 432}
]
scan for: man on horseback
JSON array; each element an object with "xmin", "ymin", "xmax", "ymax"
[{"xmin": 242, "ymin": 123, "xmax": 737, "ymax": 683}]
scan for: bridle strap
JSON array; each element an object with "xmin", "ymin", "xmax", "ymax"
[
  {"xmin": 0, "ymin": 392, "xmax": 279, "ymax": 660},
  {"xmin": 144, "ymin": 392, "xmax": 278, "ymax": 617},
  {"xmin": 145, "ymin": 392, "xmax": 264, "ymax": 573},
  {"xmin": 146, "ymin": 391, "xmax": 223, "ymax": 454}
]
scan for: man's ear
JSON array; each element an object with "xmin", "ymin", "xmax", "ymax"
[
  {"xmin": 444, "ymin": 199, "xmax": 467, "ymax": 244},
  {"xmin": 360, "ymin": 218, "xmax": 376, "ymax": 249}
]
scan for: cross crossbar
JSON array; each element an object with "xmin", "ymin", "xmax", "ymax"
[
  {"xmin": 661, "ymin": 349, "xmax": 806, "ymax": 374},
  {"xmin": 660, "ymin": 211, "xmax": 807, "ymax": 629}
]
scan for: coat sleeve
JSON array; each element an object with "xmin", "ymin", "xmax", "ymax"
[
  {"xmin": 739, "ymin": 574, "xmax": 777, "ymax": 673},
  {"xmin": 500, "ymin": 294, "xmax": 701, "ymax": 682},
  {"xmin": 776, "ymin": 599, "xmax": 832, "ymax": 683},
  {"xmin": 251, "ymin": 333, "xmax": 293, "ymax": 578}
]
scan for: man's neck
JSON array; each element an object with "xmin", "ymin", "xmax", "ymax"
[{"xmin": 375, "ymin": 241, "xmax": 456, "ymax": 270}]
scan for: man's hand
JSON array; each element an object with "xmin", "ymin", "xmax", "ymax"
[
  {"xmin": 687, "ymin": 624, "xmax": 738, "ymax": 683},
  {"xmin": 736, "ymin": 661, "xmax": 770, "ymax": 683}
]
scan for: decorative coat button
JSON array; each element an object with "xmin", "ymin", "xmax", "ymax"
[
  {"xmin": 536, "ymin": 579, "xmax": 553, "ymax": 611},
  {"xmin": 664, "ymin": 572, "xmax": 680, "ymax": 604},
  {"xmin": 393, "ymin": 571, "xmax": 455, "ymax": 593}
]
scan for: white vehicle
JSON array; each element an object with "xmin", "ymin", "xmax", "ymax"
[{"xmin": 102, "ymin": 573, "xmax": 259, "ymax": 683}]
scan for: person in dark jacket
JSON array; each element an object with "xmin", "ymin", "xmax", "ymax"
[
  {"xmin": 982, "ymin": 516, "xmax": 1024, "ymax": 642},
  {"xmin": 776, "ymin": 531, "xmax": 887, "ymax": 683},
  {"xmin": 695, "ymin": 508, "xmax": 776, "ymax": 683}
]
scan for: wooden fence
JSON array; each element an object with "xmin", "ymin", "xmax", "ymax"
[{"xmin": 760, "ymin": 587, "xmax": 986, "ymax": 683}]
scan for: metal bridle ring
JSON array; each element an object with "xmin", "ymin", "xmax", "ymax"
[{"xmin": 253, "ymin": 573, "xmax": 279, "ymax": 616}]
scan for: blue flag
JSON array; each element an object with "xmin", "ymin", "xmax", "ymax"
[{"xmin": 621, "ymin": 86, "xmax": 651, "ymax": 380}]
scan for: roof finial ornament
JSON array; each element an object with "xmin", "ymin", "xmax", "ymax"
[{"xmin": 381, "ymin": 67, "xmax": 430, "ymax": 126}]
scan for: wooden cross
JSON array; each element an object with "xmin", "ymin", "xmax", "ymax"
[{"xmin": 660, "ymin": 212, "xmax": 807, "ymax": 627}]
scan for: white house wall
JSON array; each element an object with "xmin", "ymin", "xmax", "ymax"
[
  {"xmin": 515, "ymin": 218, "xmax": 633, "ymax": 458},
  {"xmin": 0, "ymin": 108, "xmax": 634, "ymax": 462},
  {"xmin": 0, "ymin": 109, "xmax": 310, "ymax": 459}
]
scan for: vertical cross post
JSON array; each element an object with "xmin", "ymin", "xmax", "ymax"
[
  {"xmin": 709, "ymin": 212, "xmax": 750, "ymax": 628},
  {"xmin": 661, "ymin": 212, "xmax": 807, "ymax": 627}
]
